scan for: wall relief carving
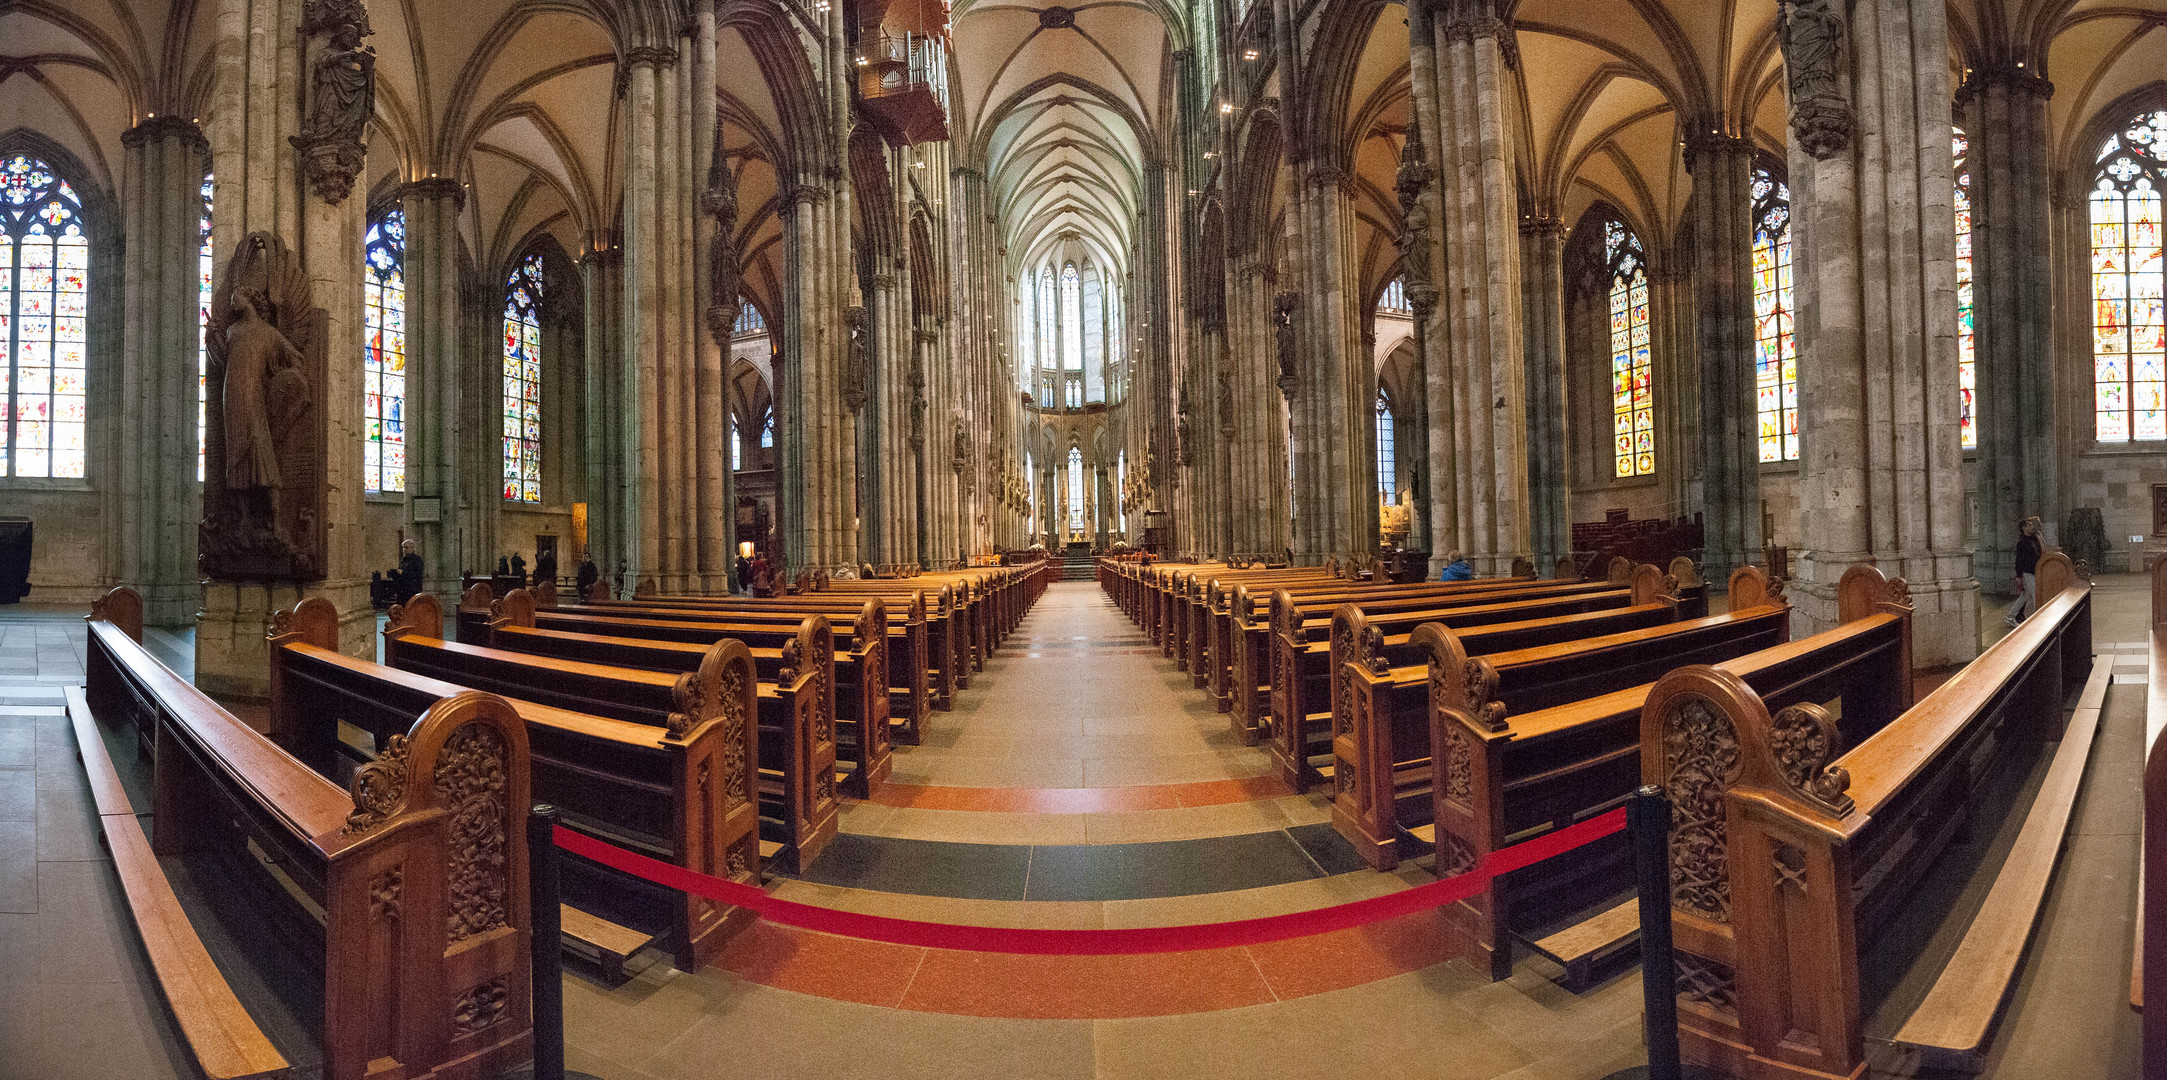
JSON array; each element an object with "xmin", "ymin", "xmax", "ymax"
[
  {"xmin": 200, "ymin": 233, "xmax": 328, "ymax": 581},
  {"xmin": 437, "ymin": 722, "xmax": 511, "ymax": 943}
]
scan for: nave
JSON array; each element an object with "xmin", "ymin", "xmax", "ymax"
[{"xmin": 7, "ymin": 563, "xmax": 2157, "ymax": 1080}]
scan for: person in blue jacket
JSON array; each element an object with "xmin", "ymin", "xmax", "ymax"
[{"xmin": 1437, "ymin": 550, "xmax": 1474, "ymax": 581}]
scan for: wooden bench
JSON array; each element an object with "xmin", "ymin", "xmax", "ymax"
[
  {"xmin": 383, "ymin": 595, "xmax": 841, "ymax": 873},
  {"xmin": 84, "ymin": 588, "xmax": 534, "ymax": 1080},
  {"xmin": 499, "ymin": 590, "xmax": 892, "ymax": 792},
  {"xmin": 1262, "ymin": 573, "xmax": 1667, "ymax": 788},
  {"xmin": 1330, "ymin": 566, "xmax": 1793, "ymax": 870},
  {"xmin": 269, "ymin": 595, "xmax": 760, "ymax": 974},
  {"xmin": 579, "ymin": 580, "xmax": 953, "ymax": 715},
  {"xmin": 1416, "ymin": 565, "xmax": 1913, "ymax": 983},
  {"xmin": 1649, "ymin": 554, "xmax": 2093, "ymax": 1080},
  {"xmin": 70, "ymin": 592, "xmax": 288, "ymax": 1080},
  {"xmin": 2143, "ymin": 556, "xmax": 2167, "ymax": 1061}
]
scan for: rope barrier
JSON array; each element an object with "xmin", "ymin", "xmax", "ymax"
[{"xmin": 553, "ymin": 806, "xmax": 1626, "ymax": 955}]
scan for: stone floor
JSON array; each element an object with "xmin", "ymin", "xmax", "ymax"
[{"xmin": 0, "ymin": 575, "xmax": 2151, "ymax": 1079}]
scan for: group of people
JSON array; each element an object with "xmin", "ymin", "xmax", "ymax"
[{"xmin": 494, "ymin": 547, "xmax": 558, "ymax": 588}]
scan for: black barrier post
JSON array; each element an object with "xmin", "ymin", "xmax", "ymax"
[
  {"xmin": 1603, "ymin": 784, "xmax": 1716, "ymax": 1080},
  {"xmin": 510, "ymin": 804, "xmax": 601, "ymax": 1080}
]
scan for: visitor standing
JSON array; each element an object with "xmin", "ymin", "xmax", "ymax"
[{"xmin": 2005, "ymin": 516, "xmax": 2044, "ymax": 627}]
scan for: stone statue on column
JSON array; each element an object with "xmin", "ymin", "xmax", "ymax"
[
  {"xmin": 1273, "ymin": 290, "xmax": 1300, "ymax": 399},
  {"xmin": 1778, "ymin": 0, "xmax": 1853, "ymax": 160},
  {"xmin": 291, "ymin": 0, "xmax": 375, "ymax": 203},
  {"xmin": 702, "ymin": 120, "xmax": 742, "ymax": 345},
  {"xmin": 201, "ymin": 233, "xmax": 329, "ymax": 580},
  {"xmin": 842, "ymin": 306, "xmax": 869, "ymax": 413}
]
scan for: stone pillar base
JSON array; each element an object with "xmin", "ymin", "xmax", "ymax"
[
  {"xmin": 195, "ymin": 578, "xmax": 374, "ymax": 700},
  {"xmin": 1791, "ymin": 551, "xmax": 1979, "ymax": 668}
]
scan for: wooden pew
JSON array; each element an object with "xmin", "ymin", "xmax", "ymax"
[
  {"xmin": 1331, "ymin": 566, "xmax": 1794, "ymax": 870},
  {"xmin": 521, "ymin": 599, "xmax": 899, "ymax": 772},
  {"xmin": 1414, "ymin": 566, "xmax": 1913, "ymax": 982},
  {"xmin": 382, "ymin": 595, "xmax": 841, "ymax": 873},
  {"xmin": 74, "ymin": 593, "xmax": 288, "ymax": 1080},
  {"xmin": 268, "ymin": 596, "xmax": 759, "ymax": 975},
  {"xmin": 1648, "ymin": 555, "xmax": 2093, "ymax": 1080},
  {"xmin": 1264, "ymin": 574, "xmax": 1662, "ymax": 788},
  {"xmin": 84, "ymin": 590, "xmax": 534, "ymax": 1080},
  {"xmin": 2143, "ymin": 556, "xmax": 2166, "ymax": 1063},
  {"xmin": 572, "ymin": 580, "xmax": 951, "ymax": 716}
]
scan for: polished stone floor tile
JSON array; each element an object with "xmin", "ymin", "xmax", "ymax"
[{"xmin": 1023, "ymin": 830, "xmax": 1322, "ymax": 901}]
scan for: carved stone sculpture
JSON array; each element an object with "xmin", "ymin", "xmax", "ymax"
[
  {"xmin": 951, "ymin": 418, "xmax": 968, "ymax": 476},
  {"xmin": 842, "ymin": 306, "xmax": 869, "ymax": 412},
  {"xmin": 291, "ymin": 2, "xmax": 375, "ymax": 203},
  {"xmin": 1778, "ymin": 0, "xmax": 1853, "ymax": 160},
  {"xmin": 201, "ymin": 233, "xmax": 328, "ymax": 581},
  {"xmin": 1273, "ymin": 290, "xmax": 1300, "ymax": 398},
  {"xmin": 702, "ymin": 121, "xmax": 742, "ymax": 345}
]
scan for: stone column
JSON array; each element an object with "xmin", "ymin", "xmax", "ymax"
[
  {"xmin": 1651, "ymin": 255, "xmax": 1696, "ymax": 517},
  {"xmin": 581, "ymin": 246, "xmax": 625, "ymax": 572},
  {"xmin": 197, "ymin": 0, "xmax": 371, "ymax": 695},
  {"xmin": 1520, "ymin": 215, "xmax": 1569, "ymax": 569},
  {"xmin": 1960, "ymin": 64, "xmax": 2057, "ymax": 583},
  {"xmin": 116, "ymin": 117, "xmax": 209, "ymax": 626},
  {"xmin": 1423, "ymin": 0, "xmax": 1530, "ymax": 574},
  {"xmin": 1786, "ymin": 0, "xmax": 1977, "ymax": 665},
  {"xmin": 1684, "ymin": 129, "xmax": 1761, "ymax": 580},
  {"xmin": 402, "ymin": 177, "xmax": 468, "ymax": 594},
  {"xmin": 691, "ymin": 5, "xmax": 731, "ymax": 593}
]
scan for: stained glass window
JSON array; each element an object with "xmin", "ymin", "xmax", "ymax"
[
  {"xmin": 1606, "ymin": 219, "xmax": 1654, "ymax": 477},
  {"xmin": 1375, "ymin": 390, "xmax": 1395, "ymax": 498},
  {"xmin": 1067, "ymin": 447, "xmax": 1085, "ymax": 533},
  {"xmin": 733, "ymin": 302, "xmax": 765, "ymax": 336},
  {"xmin": 1377, "ymin": 275, "xmax": 1410, "ymax": 315},
  {"xmin": 363, "ymin": 209, "xmax": 406, "ymax": 492},
  {"xmin": 760, "ymin": 409, "xmax": 774, "ymax": 448},
  {"xmin": 1037, "ymin": 267, "xmax": 1055, "ymax": 407},
  {"xmin": 1083, "ymin": 263, "xmax": 1105, "ymax": 403},
  {"xmin": 0, "ymin": 155, "xmax": 89, "ymax": 479},
  {"xmin": 198, "ymin": 174, "xmax": 214, "ymax": 480},
  {"xmin": 731, "ymin": 420, "xmax": 742, "ymax": 471},
  {"xmin": 1060, "ymin": 263, "xmax": 1081, "ymax": 372},
  {"xmin": 502, "ymin": 253, "xmax": 544, "ymax": 502},
  {"xmin": 1751, "ymin": 163, "xmax": 1798, "ymax": 462},
  {"xmin": 1953, "ymin": 128, "xmax": 1976, "ymax": 449},
  {"xmin": 2092, "ymin": 108, "xmax": 2166, "ymax": 442}
]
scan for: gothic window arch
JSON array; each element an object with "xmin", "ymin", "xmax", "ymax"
[
  {"xmin": 1375, "ymin": 389, "xmax": 1395, "ymax": 499},
  {"xmin": 502, "ymin": 252, "xmax": 544, "ymax": 503},
  {"xmin": 1083, "ymin": 262, "xmax": 1105, "ymax": 403},
  {"xmin": 1067, "ymin": 446, "xmax": 1085, "ymax": 534},
  {"xmin": 1751, "ymin": 162, "xmax": 1798, "ymax": 462},
  {"xmin": 0, "ymin": 154, "xmax": 90, "ymax": 478},
  {"xmin": 363, "ymin": 208, "xmax": 406, "ymax": 492},
  {"xmin": 198, "ymin": 173, "xmax": 214, "ymax": 480},
  {"xmin": 1606, "ymin": 219, "xmax": 1653, "ymax": 477},
  {"xmin": 1954, "ymin": 127, "xmax": 1977, "ymax": 449},
  {"xmin": 2091, "ymin": 107, "xmax": 2166, "ymax": 442},
  {"xmin": 1037, "ymin": 266, "xmax": 1055, "ymax": 407}
]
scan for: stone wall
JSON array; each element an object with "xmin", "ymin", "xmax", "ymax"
[{"xmin": 10, "ymin": 489, "xmax": 107, "ymax": 606}]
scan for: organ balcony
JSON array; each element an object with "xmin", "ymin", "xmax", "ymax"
[{"xmin": 856, "ymin": 31, "xmax": 951, "ymax": 146}]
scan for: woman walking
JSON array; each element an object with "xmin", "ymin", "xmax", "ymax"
[{"xmin": 2005, "ymin": 516, "xmax": 2044, "ymax": 627}]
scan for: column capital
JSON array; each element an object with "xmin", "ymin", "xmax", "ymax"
[
  {"xmin": 1517, "ymin": 214, "xmax": 1566, "ymax": 239},
  {"xmin": 1957, "ymin": 62, "xmax": 2054, "ymax": 104},
  {"xmin": 1681, "ymin": 127, "xmax": 1754, "ymax": 166},
  {"xmin": 121, "ymin": 114, "xmax": 208, "ymax": 152},
  {"xmin": 580, "ymin": 244, "xmax": 621, "ymax": 271},
  {"xmin": 401, "ymin": 176, "xmax": 466, "ymax": 207},
  {"xmin": 624, "ymin": 45, "xmax": 680, "ymax": 68}
]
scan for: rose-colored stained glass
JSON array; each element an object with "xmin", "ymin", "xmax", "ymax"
[
  {"xmin": 1605, "ymin": 218, "xmax": 1654, "ymax": 477},
  {"xmin": 2094, "ymin": 110, "xmax": 2167, "ymax": 442},
  {"xmin": 1954, "ymin": 129, "xmax": 1976, "ymax": 449},
  {"xmin": 503, "ymin": 253, "xmax": 544, "ymax": 503},
  {"xmin": 1751, "ymin": 164, "xmax": 1797, "ymax": 462},
  {"xmin": 364, "ymin": 210, "xmax": 407, "ymax": 490},
  {"xmin": 1, "ymin": 154, "xmax": 88, "ymax": 477}
]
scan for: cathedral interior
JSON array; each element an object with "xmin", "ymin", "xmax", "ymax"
[{"xmin": 0, "ymin": 0, "xmax": 2164, "ymax": 1078}]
